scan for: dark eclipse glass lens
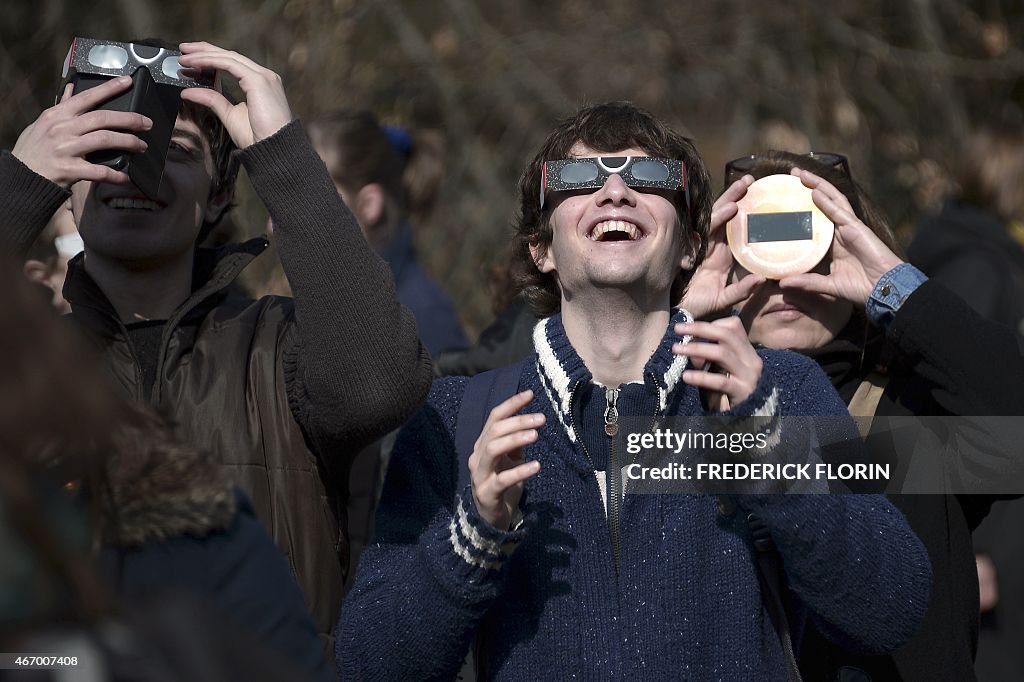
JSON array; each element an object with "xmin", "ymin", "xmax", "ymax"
[
  {"xmin": 630, "ymin": 160, "xmax": 670, "ymax": 182},
  {"xmin": 133, "ymin": 44, "xmax": 162, "ymax": 59},
  {"xmin": 747, "ymin": 211, "xmax": 814, "ymax": 243},
  {"xmin": 559, "ymin": 162, "xmax": 599, "ymax": 184}
]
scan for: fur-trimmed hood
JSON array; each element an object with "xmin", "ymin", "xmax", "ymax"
[{"xmin": 101, "ymin": 407, "xmax": 236, "ymax": 547}]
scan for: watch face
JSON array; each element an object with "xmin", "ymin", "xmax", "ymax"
[{"xmin": 726, "ymin": 174, "xmax": 834, "ymax": 279}]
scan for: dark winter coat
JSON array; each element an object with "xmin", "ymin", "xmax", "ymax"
[
  {"xmin": 798, "ymin": 279, "xmax": 1024, "ymax": 681},
  {"xmin": 93, "ymin": 414, "xmax": 331, "ymax": 681}
]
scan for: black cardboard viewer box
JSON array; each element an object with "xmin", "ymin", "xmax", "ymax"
[{"xmin": 59, "ymin": 38, "xmax": 215, "ymax": 200}]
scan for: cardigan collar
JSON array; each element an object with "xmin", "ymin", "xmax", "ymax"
[{"xmin": 532, "ymin": 308, "xmax": 693, "ymax": 443}]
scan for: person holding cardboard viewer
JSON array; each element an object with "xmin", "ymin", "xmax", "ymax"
[
  {"xmin": 693, "ymin": 150, "xmax": 1024, "ymax": 680},
  {"xmin": 337, "ymin": 102, "xmax": 931, "ymax": 681},
  {"xmin": 1, "ymin": 38, "xmax": 433, "ymax": 670}
]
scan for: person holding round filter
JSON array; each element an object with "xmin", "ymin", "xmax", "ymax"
[{"xmin": 686, "ymin": 150, "xmax": 1024, "ymax": 680}]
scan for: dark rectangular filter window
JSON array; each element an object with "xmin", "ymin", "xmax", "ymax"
[{"xmin": 747, "ymin": 211, "xmax": 813, "ymax": 243}]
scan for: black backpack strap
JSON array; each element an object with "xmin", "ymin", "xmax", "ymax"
[
  {"xmin": 748, "ymin": 513, "xmax": 804, "ymax": 682},
  {"xmin": 454, "ymin": 361, "xmax": 527, "ymax": 492}
]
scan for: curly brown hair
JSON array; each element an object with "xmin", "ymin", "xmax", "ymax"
[{"xmin": 510, "ymin": 102, "xmax": 713, "ymax": 317}]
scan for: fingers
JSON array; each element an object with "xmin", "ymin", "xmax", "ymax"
[
  {"xmin": 481, "ymin": 428, "xmax": 539, "ymax": 462},
  {"xmin": 493, "ymin": 460, "xmax": 542, "ymax": 490},
  {"xmin": 14, "ymin": 76, "xmax": 152, "ymax": 188},
  {"xmin": 485, "ymin": 412, "xmax": 546, "ymax": 440},
  {"xmin": 469, "ymin": 389, "xmax": 543, "ymax": 530},
  {"xmin": 716, "ymin": 273, "xmax": 765, "ymax": 309},
  {"xmin": 811, "ymin": 189, "xmax": 860, "ymax": 229},
  {"xmin": 180, "ymin": 41, "xmax": 266, "ymax": 71},
  {"xmin": 178, "ymin": 45, "xmax": 274, "ymax": 83},
  {"xmin": 677, "ymin": 340, "xmax": 728, "ymax": 367},
  {"xmin": 778, "ymin": 272, "xmax": 831, "ymax": 295},
  {"xmin": 179, "ymin": 86, "xmax": 237, "ymax": 124},
  {"xmin": 74, "ymin": 164, "xmax": 132, "ymax": 185},
  {"xmin": 709, "ymin": 202, "xmax": 738, "ymax": 236},
  {"xmin": 719, "ymin": 174, "xmax": 754, "ymax": 204},
  {"xmin": 68, "ymin": 108, "xmax": 153, "ymax": 137},
  {"xmin": 470, "ymin": 390, "xmax": 540, "ymax": 479},
  {"xmin": 62, "ymin": 75, "xmax": 135, "ymax": 115},
  {"xmin": 674, "ymin": 318, "xmax": 747, "ymax": 346},
  {"xmin": 483, "ymin": 390, "xmax": 535, "ymax": 426},
  {"xmin": 675, "ymin": 317, "xmax": 762, "ymax": 406},
  {"xmin": 792, "ymin": 168, "xmax": 857, "ymax": 217},
  {"xmin": 64, "ymin": 129, "xmax": 149, "ymax": 158},
  {"xmin": 681, "ymin": 368, "xmax": 732, "ymax": 393},
  {"xmin": 178, "ymin": 45, "xmax": 291, "ymax": 146},
  {"xmin": 710, "ymin": 175, "xmax": 752, "ymax": 232}
]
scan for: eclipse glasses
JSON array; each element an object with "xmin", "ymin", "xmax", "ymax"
[
  {"xmin": 61, "ymin": 37, "xmax": 215, "ymax": 88},
  {"xmin": 540, "ymin": 156, "xmax": 687, "ymax": 210}
]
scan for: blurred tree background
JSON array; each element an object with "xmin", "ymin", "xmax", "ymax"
[{"xmin": 4, "ymin": 0, "xmax": 1024, "ymax": 337}]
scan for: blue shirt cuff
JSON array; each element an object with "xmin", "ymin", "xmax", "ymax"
[{"xmin": 866, "ymin": 263, "xmax": 928, "ymax": 329}]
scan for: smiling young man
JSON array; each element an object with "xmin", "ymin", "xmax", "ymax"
[
  {"xmin": 337, "ymin": 101, "xmax": 931, "ymax": 680},
  {"xmin": 0, "ymin": 40, "xmax": 432, "ymax": 668}
]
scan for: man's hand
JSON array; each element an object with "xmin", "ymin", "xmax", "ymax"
[
  {"xmin": 779, "ymin": 169, "xmax": 903, "ymax": 306},
  {"xmin": 177, "ymin": 42, "xmax": 293, "ymax": 149},
  {"xmin": 675, "ymin": 317, "xmax": 764, "ymax": 411},
  {"xmin": 11, "ymin": 77, "xmax": 152, "ymax": 189},
  {"xmin": 468, "ymin": 390, "xmax": 544, "ymax": 531},
  {"xmin": 679, "ymin": 175, "xmax": 764, "ymax": 319}
]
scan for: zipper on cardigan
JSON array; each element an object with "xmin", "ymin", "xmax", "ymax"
[
  {"xmin": 605, "ymin": 388, "xmax": 623, "ymax": 571},
  {"xmin": 567, "ymin": 378, "xmax": 659, "ymax": 575},
  {"xmin": 567, "ymin": 383, "xmax": 614, "ymax": 573}
]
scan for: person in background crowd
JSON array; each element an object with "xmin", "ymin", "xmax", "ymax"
[
  {"xmin": 22, "ymin": 200, "xmax": 79, "ymax": 313},
  {"xmin": 337, "ymin": 102, "xmax": 931, "ymax": 681},
  {"xmin": 309, "ymin": 110, "xmax": 469, "ymax": 356},
  {"xmin": 714, "ymin": 150, "xmax": 1024, "ymax": 680},
  {"xmin": 908, "ymin": 122, "xmax": 1024, "ymax": 682},
  {"xmin": 0, "ymin": 37, "xmax": 433, "ymax": 664},
  {"xmin": 0, "ymin": 258, "xmax": 325, "ymax": 680}
]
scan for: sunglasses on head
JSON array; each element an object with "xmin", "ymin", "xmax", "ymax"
[
  {"xmin": 61, "ymin": 37, "xmax": 215, "ymax": 89},
  {"xmin": 540, "ymin": 156, "xmax": 687, "ymax": 210},
  {"xmin": 724, "ymin": 151, "xmax": 863, "ymax": 219}
]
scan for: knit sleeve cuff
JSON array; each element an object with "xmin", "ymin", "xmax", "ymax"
[
  {"xmin": 709, "ymin": 369, "xmax": 782, "ymax": 459},
  {"xmin": 446, "ymin": 485, "xmax": 526, "ymax": 575}
]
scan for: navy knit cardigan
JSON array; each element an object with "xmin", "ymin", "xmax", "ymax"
[{"xmin": 338, "ymin": 311, "xmax": 932, "ymax": 681}]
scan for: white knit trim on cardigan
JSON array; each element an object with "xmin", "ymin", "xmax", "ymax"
[
  {"xmin": 449, "ymin": 495, "xmax": 517, "ymax": 571},
  {"xmin": 533, "ymin": 310, "xmax": 694, "ymax": 443}
]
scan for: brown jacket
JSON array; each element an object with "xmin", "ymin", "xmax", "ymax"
[{"xmin": 0, "ymin": 121, "xmax": 434, "ymax": 661}]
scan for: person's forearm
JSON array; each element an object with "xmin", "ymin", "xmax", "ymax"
[
  {"xmin": 888, "ymin": 279, "xmax": 1024, "ymax": 416},
  {"xmin": 239, "ymin": 121, "xmax": 432, "ymax": 451},
  {"xmin": 0, "ymin": 152, "xmax": 71, "ymax": 258},
  {"xmin": 338, "ymin": 487, "xmax": 522, "ymax": 680},
  {"xmin": 736, "ymin": 494, "xmax": 931, "ymax": 654}
]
